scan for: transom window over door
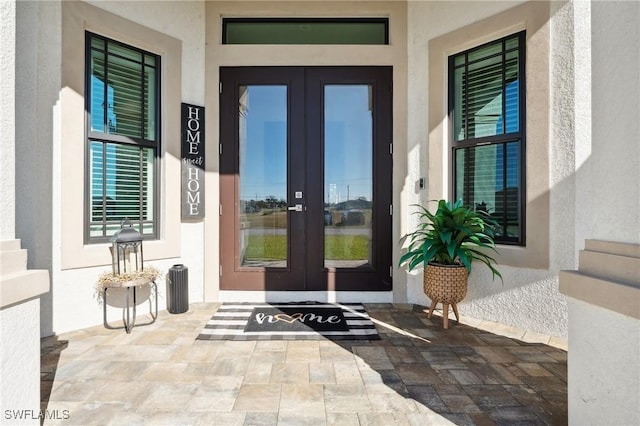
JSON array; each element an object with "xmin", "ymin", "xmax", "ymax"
[
  {"xmin": 85, "ymin": 32, "xmax": 160, "ymax": 243},
  {"xmin": 450, "ymin": 31, "xmax": 526, "ymax": 244},
  {"xmin": 223, "ymin": 18, "xmax": 389, "ymax": 45}
]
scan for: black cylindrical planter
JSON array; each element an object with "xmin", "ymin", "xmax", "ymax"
[{"xmin": 166, "ymin": 264, "xmax": 189, "ymax": 314}]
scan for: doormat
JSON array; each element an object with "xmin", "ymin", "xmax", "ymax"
[{"xmin": 196, "ymin": 302, "xmax": 380, "ymax": 341}]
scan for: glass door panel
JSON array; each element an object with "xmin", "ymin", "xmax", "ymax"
[
  {"xmin": 324, "ymin": 85, "xmax": 373, "ymax": 269},
  {"xmin": 220, "ymin": 66, "xmax": 391, "ymax": 291},
  {"xmin": 238, "ymin": 85, "xmax": 288, "ymax": 268}
]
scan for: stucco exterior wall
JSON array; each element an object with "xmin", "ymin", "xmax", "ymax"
[
  {"xmin": 12, "ymin": 0, "xmax": 616, "ymax": 339},
  {"xmin": 408, "ymin": 1, "xmax": 569, "ymax": 337},
  {"xmin": 404, "ymin": 1, "xmax": 530, "ymax": 309},
  {"xmin": 566, "ymin": 298, "xmax": 640, "ymax": 425},
  {"xmin": 0, "ymin": 299, "xmax": 41, "ymax": 426},
  {"xmin": 5, "ymin": 2, "xmax": 639, "ymax": 423},
  {"xmin": 15, "ymin": 0, "xmax": 55, "ymax": 279},
  {"xmin": 0, "ymin": 0, "xmax": 16, "ymax": 242},
  {"xmin": 23, "ymin": 1, "xmax": 207, "ymax": 335},
  {"xmin": 82, "ymin": 0, "xmax": 207, "ymax": 306},
  {"xmin": 560, "ymin": 2, "xmax": 640, "ymax": 424},
  {"xmin": 1, "ymin": 4, "xmax": 41, "ymax": 424},
  {"xmin": 586, "ymin": 1, "xmax": 640, "ymax": 244}
]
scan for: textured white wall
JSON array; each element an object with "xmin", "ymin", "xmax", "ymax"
[
  {"xmin": 15, "ymin": 0, "xmax": 54, "ymax": 272},
  {"xmin": 587, "ymin": 1, "xmax": 640, "ymax": 245},
  {"xmin": 0, "ymin": 3, "xmax": 40, "ymax": 423},
  {"xmin": 549, "ymin": 0, "xmax": 579, "ymax": 271},
  {"xmin": 41, "ymin": 1, "xmax": 206, "ymax": 334},
  {"xmin": 407, "ymin": 1, "xmax": 570, "ymax": 337},
  {"xmin": 567, "ymin": 298, "xmax": 640, "ymax": 425},
  {"xmin": 0, "ymin": 299, "xmax": 41, "ymax": 426},
  {"xmin": 564, "ymin": 3, "xmax": 640, "ymax": 425},
  {"xmin": 405, "ymin": 0, "xmax": 526, "ymax": 215},
  {"xmin": 85, "ymin": 0, "xmax": 205, "ymax": 105},
  {"xmin": 0, "ymin": 1, "xmax": 16, "ymax": 241},
  {"xmin": 19, "ymin": 0, "xmax": 59, "ymax": 338},
  {"xmin": 23, "ymin": 0, "xmax": 635, "ymax": 339},
  {"xmin": 51, "ymin": 260, "xmax": 187, "ymax": 333}
]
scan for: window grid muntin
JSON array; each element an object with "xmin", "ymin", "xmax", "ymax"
[
  {"xmin": 88, "ymin": 139, "xmax": 155, "ymax": 238},
  {"xmin": 452, "ymin": 35, "xmax": 521, "ymax": 143},
  {"xmin": 450, "ymin": 31, "xmax": 526, "ymax": 245},
  {"xmin": 85, "ymin": 32, "xmax": 160, "ymax": 243},
  {"xmin": 88, "ymin": 34, "xmax": 159, "ymax": 144}
]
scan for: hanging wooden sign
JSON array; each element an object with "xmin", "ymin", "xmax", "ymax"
[{"xmin": 181, "ymin": 103, "xmax": 205, "ymax": 219}]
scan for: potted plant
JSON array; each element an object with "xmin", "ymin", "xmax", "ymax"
[{"xmin": 399, "ymin": 199, "xmax": 502, "ymax": 328}]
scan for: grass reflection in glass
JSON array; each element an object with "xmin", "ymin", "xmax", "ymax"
[
  {"xmin": 244, "ymin": 235, "xmax": 287, "ymax": 261},
  {"xmin": 325, "ymin": 235, "xmax": 369, "ymax": 260},
  {"xmin": 243, "ymin": 234, "xmax": 369, "ymax": 262}
]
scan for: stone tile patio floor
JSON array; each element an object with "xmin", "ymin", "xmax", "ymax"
[{"xmin": 41, "ymin": 303, "xmax": 567, "ymax": 425}]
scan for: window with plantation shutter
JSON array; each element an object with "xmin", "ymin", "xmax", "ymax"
[
  {"xmin": 86, "ymin": 32, "xmax": 159, "ymax": 242},
  {"xmin": 450, "ymin": 32, "xmax": 525, "ymax": 245}
]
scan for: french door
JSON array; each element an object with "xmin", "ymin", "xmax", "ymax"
[{"xmin": 220, "ymin": 67, "xmax": 392, "ymax": 291}]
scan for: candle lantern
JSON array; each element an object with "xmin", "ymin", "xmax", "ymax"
[{"xmin": 111, "ymin": 219, "xmax": 144, "ymax": 275}]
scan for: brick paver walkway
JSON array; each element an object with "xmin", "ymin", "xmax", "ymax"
[{"xmin": 41, "ymin": 303, "xmax": 567, "ymax": 425}]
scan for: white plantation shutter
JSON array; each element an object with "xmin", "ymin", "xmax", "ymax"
[{"xmin": 87, "ymin": 33, "xmax": 159, "ymax": 241}]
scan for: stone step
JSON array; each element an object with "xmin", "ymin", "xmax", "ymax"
[
  {"xmin": 585, "ymin": 239, "xmax": 640, "ymax": 259},
  {"xmin": 0, "ymin": 269, "xmax": 50, "ymax": 308},
  {"xmin": 0, "ymin": 249, "xmax": 28, "ymax": 275},
  {"xmin": 560, "ymin": 270, "xmax": 640, "ymax": 320},
  {"xmin": 0, "ymin": 239, "xmax": 21, "ymax": 252},
  {"xmin": 579, "ymin": 249, "xmax": 640, "ymax": 286},
  {"xmin": 0, "ymin": 239, "xmax": 50, "ymax": 308}
]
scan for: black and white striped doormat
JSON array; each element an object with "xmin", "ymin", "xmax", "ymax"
[{"xmin": 196, "ymin": 302, "xmax": 380, "ymax": 341}]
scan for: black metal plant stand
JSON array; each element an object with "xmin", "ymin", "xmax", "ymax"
[{"xmin": 102, "ymin": 279, "xmax": 158, "ymax": 334}]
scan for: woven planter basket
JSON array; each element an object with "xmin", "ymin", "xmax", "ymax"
[{"xmin": 423, "ymin": 263, "xmax": 468, "ymax": 304}]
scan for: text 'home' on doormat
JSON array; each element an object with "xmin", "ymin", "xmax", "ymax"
[{"xmin": 196, "ymin": 302, "xmax": 380, "ymax": 341}]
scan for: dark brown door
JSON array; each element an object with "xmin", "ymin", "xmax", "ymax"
[{"xmin": 220, "ymin": 67, "xmax": 392, "ymax": 291}]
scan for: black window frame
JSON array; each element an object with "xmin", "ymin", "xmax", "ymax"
[
  {"xmin": 222, "ymin": 18, "xmax": 389, "ymax": 45},
  {"xmin": 449, "ymin": 31, "xmax": 526, "ymax": 245},
  {"xmin": 84, "ymin": 32, "xmax": 161, "ymax": 244}
]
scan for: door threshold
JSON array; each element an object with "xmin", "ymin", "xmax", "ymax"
[{"xmin": 218, "ymin": 290, "xmax": 393, "ymax": 304}]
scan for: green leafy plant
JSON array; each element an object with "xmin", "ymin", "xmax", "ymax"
[{"xmin": 399, "ymin": 199, "xmax": 502, "ymax": 281}]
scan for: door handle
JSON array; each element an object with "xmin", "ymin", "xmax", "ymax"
[{"xmin": 287, "ymin": 204, "xmax": 303, "ymax": 212}]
